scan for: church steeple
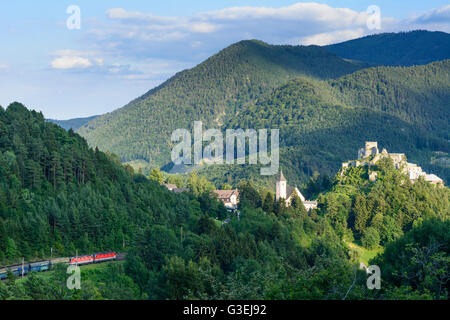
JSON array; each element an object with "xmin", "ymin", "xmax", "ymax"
[
  {"xmin": 277, "ymin": 170, "xmax": 286, "ymax": 182},
  {"xmin": 276, "ymin": 169, "xmax": 287, "ymax": 201}
]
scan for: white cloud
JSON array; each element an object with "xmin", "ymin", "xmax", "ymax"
[
  {"xmin": 397, "ymin": 5, "xmax": 450, "ymax": 33},
  {"xmin": 102, "ymin": 3, "xmax": 371, "ymax": 40},
  {"xmin": 59, "ymin": 3, "xmax": 449, "ymax": 79},
  {"xmin": 412, "ymin": 5, "xmax": 450, "ymax": 24},
  {"xmin": 50, "ymin": 50, "xmax": 105, "ymax": 70},
  {"xmin": 0, "ymin": 64, "xmax": 8, "ymax": 69},
  {"xmin": 106, "ymin": 7, "xmax": 218, "ymax": 35},
  {"xmin": 198, "ymin": 3, "xmax": 368, "ymax": 27},
  {"xmin": 51, "ymin": 56, "xmax": 93, "ymax": 69},
  {"xmin": 302, "ymin": 29, "xmax": 365, "ymax": 46},
  {"xmin": 84, "ymin": 2, "xmax": 383, "ymax": 63}
]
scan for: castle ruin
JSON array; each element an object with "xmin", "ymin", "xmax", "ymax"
[{"xmin": 342, "ymin": 142, "xmax": 444, "ymax": 186}]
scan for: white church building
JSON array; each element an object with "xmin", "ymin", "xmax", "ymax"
[{"xmin": 276, "ymin": 171, "xmax": 318, "ymax": 211}]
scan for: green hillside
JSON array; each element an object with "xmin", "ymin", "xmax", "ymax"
[
  {"xmin": 77, "ymin": 40, "xmax": 366, "ymax": 166},
  {"xmin": 325, "ymin": 30, "xmax": 450, "ymax": 66}
]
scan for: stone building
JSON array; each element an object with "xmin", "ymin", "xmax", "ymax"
[{"xmin": 358, "ymin": 141, "xmax": 379, "ymax": 159}]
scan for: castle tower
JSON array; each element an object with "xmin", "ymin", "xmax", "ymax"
[
  {"xmin": 365, "ymin": 142, "xmax": 379, "ymax": 157},
  {"xmin": 359, "ymin": 142, "xmax": 379, "ymax": 159},
  {"xmin": 276, "ymin": 170, "xmax": 287, "ymax": 201}
]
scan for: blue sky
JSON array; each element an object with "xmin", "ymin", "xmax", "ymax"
[{"xmin": 0, "ymin": 1, "xmax": 449, "ymax": 119}]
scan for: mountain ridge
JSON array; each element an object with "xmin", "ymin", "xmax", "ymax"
[
  {"xmin": 325, "ymin": 30, "xmax": 450, "ymax": 66},
  {"xmin": 47, "ymin": 115, "xmax": 99, "ymax": 131}
]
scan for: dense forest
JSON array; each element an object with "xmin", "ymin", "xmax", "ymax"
[
  {"xmin": 325, "ymin": 30, "xmax": 450, "ymax": 66},
  {"xmin": 0, "ymin": 103, "xmax": 448, "ymax": 300}
]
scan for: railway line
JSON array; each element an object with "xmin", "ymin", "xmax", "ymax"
[{"xmin": 0, "ymin": 252, "xmax": 127, "ymax": 281}]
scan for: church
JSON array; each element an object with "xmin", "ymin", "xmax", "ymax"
[{"xmin": 276, "ymin": 171, "xmax": 318, "ymax": 211}]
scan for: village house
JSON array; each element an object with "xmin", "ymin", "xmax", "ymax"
[
  {"xmin": 162, "ymin": 183, "xmax": 177, "ymax": 191},
  {"xmin": 213, "ymin": 189, "xmax": 239, "ymax": 210},
  {"xmin": 276, "ymin": 171, "xmax": 318, "ymax": 211}
]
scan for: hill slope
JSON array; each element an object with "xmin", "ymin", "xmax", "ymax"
[
  {"xmin": 325, "ymin": 30, "xmax": 450, "ymax": 66},
  {"xmin": 77, "ymin": 40, "xmax": 366, "ymax": 166}
]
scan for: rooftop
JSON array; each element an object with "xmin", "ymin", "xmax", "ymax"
[
  {"xmin": 162, "ymin": 183, "xmax": 178, "ymax": 190},
  {"xmin": 425, "ymin": 174, "xmax": 443, "ymax": 183},
  {"xmin": 213, "ymin": 189, "xmax": 239, "ymax": 200}
]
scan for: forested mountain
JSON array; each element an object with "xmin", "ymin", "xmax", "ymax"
[
  {"xmin": 75, "ymin": 33, "xmax": 450, "ymax": 189},
  {"xmin": 325, "ymin": 30, "xmax": 450, "ymax": 66},
  {"xmin": 76, "ymin": 40, "xmax": 366, "ymax": 166},
  {"xmin": 47, "ymin": 115, "xmax": 99, "ymax": 131}
]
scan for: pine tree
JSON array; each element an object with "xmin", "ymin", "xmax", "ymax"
[
  {"xmin": 353, "ymin": 194, "xmax": 369, "ymax": 235},
  {"xmin": 262, "ymin": 192, "xmax": 274, "ymax": 213}
]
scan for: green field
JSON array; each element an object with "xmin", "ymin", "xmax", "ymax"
[{"xmin": 346, "ymin": 242, "xmax": 384, "ymax": 266}]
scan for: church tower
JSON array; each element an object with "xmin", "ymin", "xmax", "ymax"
[{"xmin": 276, "ymin": 170, "xmax": 287, "ymax": 201}]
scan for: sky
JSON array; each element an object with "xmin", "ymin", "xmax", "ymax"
[{"xmin": 0, "ymin": 1, "xmax": 449, "ymax": 119}]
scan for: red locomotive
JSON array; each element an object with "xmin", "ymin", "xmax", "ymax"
[{"xmin": 69, "ymin": 252, "xmax": 117, "ymax": 265}]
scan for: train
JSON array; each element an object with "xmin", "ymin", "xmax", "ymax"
[
  {"xmin": 69, "ymin": 252, "xmax": 117, "ymax": 265},
  {"xmin": 0, "ymin": 252, "xmax": 117, "ymax": 280},
  {"xmin": 0, "ymin": 261, "xmax": 52, "ymax": 279}
]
